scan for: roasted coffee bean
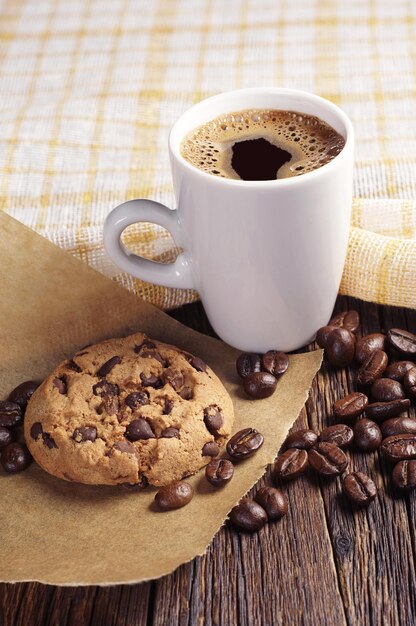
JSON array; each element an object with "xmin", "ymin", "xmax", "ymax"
[
  {"xmin": 353, "ymin": 418, "xmax": 382, "ymax": 451},
  {"xmin": 387, "ymin": 328, "xmax": 416, "ymax": 357},
  {"xmin": 385, "ymin": 361, "xmax": 415, "ymax": 382},
  {"xmin": 254, "ymin": 487, "xmax": 288, "ymax": 521},
  {"xmin": 356, "ymin": 350, "xmax": 388, "ymax": 386},
  {"xmin": 124, "ymin": 391, "xmax": 149, "ymax": 409},
  {"xmin": 53, "ymin": 377, "xmax": 67, "ymax": 394},
  {"xmin": 371, "ymin": 378, "xmax": 406, "ymax": 402},
  {"xmin": 205, "ymin": 458, "xmax": 234, "ymax": 487},
  {"xmin": 333, "ymin": 392, "xmax": 368, "ymax": 421},
  {"xmin": 329, "ymin": 310, "xmax": 360, "ymax": 332},
  {"xmin": 274, "ymin": 448, "xmax": 308, "ymax": 481},
  {"xmin": 236, "ymin": 353, "xmax": 261, "ymax": 379},
  {"xmin": 381, "ymin": 434, "xmax": 416, "ymax": 461},
  {"xmin": 392, "ymin": 460, "xmax": 416, "ymax": 490},
  {"xmin": 404, "ymin": 367, "xmax": 416, "ymax": 399},
  {"xmin": 125, "ymin": 418, "xmax": 155, "ymax": 441},
  {"xmin": 73, "ymin": 426, "xmax": 97, "ymax": 442},
  {"xmin": 202, "ymin": 441, "xmax": 220, "ymax": 457},
  {"xmin": 326, "ymin": 328, "xmax": 355, "ymax": 367},
  {"xmin": 93, "ymin": 380, "xmax": 119, "ymax": 397},
  {"xmin": 8, "ymin": 380, "xmax": 40, "ymax": 409},
  {"xmin": 318, "ymin": 424, "xmax": 354, "ymax": 449},
  {"xmin": 261, "ymin": 350, "xmax": 289, "ymax": 377},
  {"xmin": 227, "ymin": 428, "xmax": 264, "ymax": 460},
  {"xmin": 308, "ymin": 442, "xmax": 348, "ymax": 476},
  {"xmin": 365, "ymin": 399, "xmax": 411, "ymax": 422},
  {"xmin": 0, "ymin": 401, "xmax": 22, "ymax": 429},
  {"xmin": 343, "ymin": 472, "xmax": 377, "ymax": 506},
  {"xmin": 161, "ymin": 427, "xmax": 179, "ymax": 438},
  {"xmin": 179, "ymin": 387, "xmax": 193, "ymax": 400},
  {"xmin": 355, "ymin": 333, "xmax": 386, "ymax": 364},
  {"xmin": 243, "ymin": 371, "xmax": 277, "ymax": 399},
  {"xmin": 0, "ymin": 426, "xmax": 12, "ymax": 450},
  {"xmin": 140, "ymin": 373, "xmax": 162, "ymax": 388},
  {"xmin": 96, "ymin": 356, "xmax": 121, "ymax": 377},
  {"xmin": 204, "ymin": 406, "xmax": 224, "ymax": 435},
  {"xmin": 229, "ymin": 498, "xmax": 267, "ymax": 532},
  {"xmin": 381, "ymin": 417, "xmax": 416, "ymax": 438},
  {"xmin": 154, "ymin": 481, "xmax": 194, "ymax": 510},
  {"xmin": 1, "ymin": 442, "xmax": 32, "ymax": 473},
  {"xmin": 316, "ymin": 325, "xmax": 337, "ymax": 348},
  {"xmin": 163, "ymin": 368, "xmax": 184, "ymax": 391},
  {"xmin": 283, "ymin": 429, "xmax": 317, "ymax": 451},
  {"xmin": 30, "ymin": 422, "xmax": 43, "ymax": 440}
]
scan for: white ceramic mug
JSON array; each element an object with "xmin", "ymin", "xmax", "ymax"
[{"xmin": 104, "ymin": 88, "xmax": 354, "ymax": 352}]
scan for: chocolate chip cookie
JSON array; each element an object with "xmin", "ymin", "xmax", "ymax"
[{"xmin": 24, "ymin": 333, "xmax": 234, "ymax": 487}]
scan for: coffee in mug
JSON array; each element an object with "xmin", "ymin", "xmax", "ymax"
[{"xmin": 180, "ymin": 109, "xmax": 345, "ymax": 181}]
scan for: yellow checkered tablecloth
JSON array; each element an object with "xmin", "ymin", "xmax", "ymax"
[{"xmin": 1, "ymin": 0, "xmax": 416, "ymax": 310}]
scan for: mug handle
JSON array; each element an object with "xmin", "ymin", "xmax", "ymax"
[{"xmin": 103, "ymin": 199, "xmax": 195, "ymax": 289}]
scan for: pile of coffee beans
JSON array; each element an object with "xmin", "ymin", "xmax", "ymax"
[
  {"xmin": 236, "ymin": 350, "xmax": 289, "ymax": 398},
  {"xmin": 228, "ymin": 313, "xmax": 416, "ymax": 533},
  {"xmin": 0, "ymin": 381, "xmax": 39, "ymax": 474},
  {"xmin": 154, "ymin": 426, "xmax": 265, "ymax": 510}
]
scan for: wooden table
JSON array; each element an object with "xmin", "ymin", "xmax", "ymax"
[{"xmin": 2, "ymin": 295, "xmax": 416, "ymax": 626}]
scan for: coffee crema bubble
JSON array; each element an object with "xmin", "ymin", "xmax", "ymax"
[{"xmin": 180, "ymin": 109, "xmax": 345, "ymax": 181}]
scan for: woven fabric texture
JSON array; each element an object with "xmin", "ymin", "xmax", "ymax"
[{"xmin": 1, "ymin": 0, "xmax": 416, "ymax": 309}]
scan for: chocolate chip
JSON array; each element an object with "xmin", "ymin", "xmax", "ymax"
[
  {"xmin": 42, "ymin": 432, "xmax": 58, "ymax": 449},
  {"xmin": 161, "ymin": 427, "xmax": 180, "ymax": 438},
  {"xmin": 73, "ymin": 427, "xmax": 97, "ymax": 442},
  {"xmin": 140, "ymin": 373, "xmax": 162, "ymax": 388},
  {"xmin": 202, "ymin": 441, "xmax": 220, "ymax": 456},
  {"xmin": 188, "ymin": 355, "xmax": 207, "ymax": 372},
  {"xmin": 163, "ymin": 368, "xmax": 184, "ymax": 391},
  {"xmin": 134, "ymin": 339, "xmax": 156, "ymax": 352},
  {"xmin": 140, "ymin": 350, "xmax": 167, "ymax": 366},
  {"xmin": 203, "ymin": 406, "xmax": 224, "ymax": 435},
  {"xmin": 125, "ymin": 418, "xmax": 155, "ymax": 441},
  {"xmin": 67, "ymin": 360, "xmax": 82, "ymax": 372},
  {"xmin": 97, "ymin": 356, "xmax": 121, "ymax": 377},
  {"xmin": 179, "ymin": 386, "xmax": 193, "ymax": 400},
  {"xmin": 1, "ymin": 443, "xmax": 32, "ymax": 473},
  {"xmin": 163, "ymin": 398, "xmax": 174, "ymax": 415},
  {"xmin": 92, "ymin": 380, "xmax": 119, "ymax": 397},
  {"xmin": 101, "ymin": 394, "xmax": 119, "ymax": 416},
  {"xmin": 113, "ymin": 441, "xmax": 138, "ymax": 455},
  {"xmin": 30, "ymin": 422, "xmax": 43, "ymax": 440},
  {"xmin": 53, "ymin": 377, "xmax": 67, "ymax": 394},
  {"xmin": 122, "ymin": 476, "xmax": 148, "ymax": 491},
  {"xmin": 0, "ymin": 401, "xmax": 23, "ymax": 429},
  {"xmin": 125, "ymin": 391, "xmax": 149, "ymax": 409},
  {"xmin": 0, "ymin": 427, "xmax": 12, "ymax": 450},
  {"xmin": 8, "ymin": 380, "xmax": 40, "ymax": 409}
]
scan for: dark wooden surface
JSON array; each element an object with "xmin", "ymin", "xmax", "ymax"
[{"xmin": 2, "ymin": 296, "xmax": 416, "ymax": 626}]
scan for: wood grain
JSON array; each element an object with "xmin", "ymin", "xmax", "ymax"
[{"xmin": 1, "ymin": 297, "xmax": 416, "ymax": 625}]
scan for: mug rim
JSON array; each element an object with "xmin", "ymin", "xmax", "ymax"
[{"xmin": 168, "ymin": 87, "xmax": 354, "ymax": 188}]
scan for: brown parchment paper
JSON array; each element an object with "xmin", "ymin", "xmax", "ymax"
[{"xmin": 0, "ymin": 212, "xmax": 322, "ymax": 586}]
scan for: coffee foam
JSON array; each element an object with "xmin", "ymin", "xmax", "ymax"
[{"xmin": 180, "ymin": 109, "xmax": 345, "ymax": 180}]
